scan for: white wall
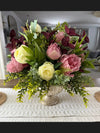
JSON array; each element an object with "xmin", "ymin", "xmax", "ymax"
[
  {"xmin": 2, "ymin": 11, "xmax": 24, "ymax": 32},
  {"xmin": 0, "ymin": 12, "xmax": 6, "ymax": 79},
  {"xmin": 0, "ymin": 11, "xmax": 24, "ymax": 79},
  {"xmin": 88, "ymin": 27, "xmax": 98, "ymax": 51}
]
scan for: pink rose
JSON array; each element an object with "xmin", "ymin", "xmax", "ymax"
[
  {"xmin": 46, "ymin": 43, "xmax": 61, "ymax": 60},
  {"xmin": 6, "ymin": 57, "xmax": 28, "ymax": 73},
  {"xmin": 55, "ymin": 32, "xmax": 64, "ymax": 42},
  {"xmin": 60, "ymin": 54, "xmax": 81, "ymax": 76}
]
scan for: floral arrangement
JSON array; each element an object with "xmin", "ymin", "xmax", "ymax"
[{"xmin": 4, "ymin": 20, "xmax": 95, "ymax": 106}]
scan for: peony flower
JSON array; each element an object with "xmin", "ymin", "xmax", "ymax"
[
  {"xmin": 60, "ymin": 54, "xmax": 81, "ymax": 76},
  {"xmin": 55, "ymin": 32, "xmax": 64, "ymax": 42},
  {"xmin": 6, "ymin": 57, "xmax": 28, "ymax": 73},
  {"xmin": 14, "ymin": 45, "xmax": 34, "ymax": 64},
  {"xmin": 46, "ymin": 43, "xmax": 61, "ymax": 60},
  {"xmin": 38, "ymin": 62, "xmax": 55, "ymax": 81}
]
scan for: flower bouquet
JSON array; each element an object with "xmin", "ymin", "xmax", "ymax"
[{"xmin": 4, "ymin": 20, "xmax": 95, "ymax": 106}]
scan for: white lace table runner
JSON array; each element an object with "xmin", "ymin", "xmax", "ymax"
[{"xmin": 0, "ymin": 87, "xmax": 100, "ymax": 118}]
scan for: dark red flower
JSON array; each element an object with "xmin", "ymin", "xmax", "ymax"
[
  {"xmin": 6, "ymin": 29, "xmax": 27, "ymax": 52},
  {"xmin": 49, "ymin": 39, "xmax": 55, "ymax": 44},
  {"xmin": 49, "ymin": 30, "xmax": 57, "ymax": 37},
  {"xmin": 79, "ymin": 30, "xmax": 89, "ymax": 44},
  {"xmin": 18, "ymin": 35, "xmax": 25, "ymax": 43},
  {"xmin": 83, "ymin": 46, "xmax": 88, "ymax": 50},
  {"xmin": 62, "ymin": 36, "xmax": 69, "ymax": 47},
  {"xmin": 65, "ymin": 25, "xmax": 78, "ymax": 36},
  {"xmin": 82, "ymin": 30, "xmax": 89, "ymax": 43},
  {"xmin": 6, "ymin": 43, "xmax": 16, "ymax": 52},
  {"xmin": 65, "ymin": 25, "xmax": 69, "ymax": 34},
  {"xmin": 68, "ymin": 43, "xmax": 75, "ymax": 49},
  {"xmin": 69, "ymin": 28, "xmax": 76, "ymax": 36},
  {"xmin": 10, "ymin": 29, "xmax": 16, "ymax": 38},
  {"xmin": 61, "ymin": 49, "xmax": 67, "ymax": 54},
  {"xmin": 62, "ymin": 36, "xmax": 75, "ymax": 49},
  {"xmin": 6, "ymin": 37, "xmax": 18, "ymax": 51},
  {"xmin": 42, "ymin": 30, "xmax": 57, "ymax": 40},
  {"xmin": 42, "ymin": 32, "xmax": 50, "ymax": 40},
  {"xmin": 79, "ymin": 69, "xmax": 84, "ymax": 72}
]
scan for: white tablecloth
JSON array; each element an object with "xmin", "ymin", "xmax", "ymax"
[{"xmin": 0, "ymin": 87, "xmax": 100, "ymax": 122}]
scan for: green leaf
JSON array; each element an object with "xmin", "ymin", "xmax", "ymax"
[
  {"xmin": 22, "ymin": 45, "xmax": 34, "ymax": 57},
  {"xmin": 82, "ymin": 60, "xmax": 95, "ymax": 69},
  {"xmin": 70, "ymin": 36, "xmax": 79, "ymax": 43},
  {"xmin": 81, "ymin": 43, "xmax": 88, "ymax": 49},
  {"xmin": 25, "ymin": 19, "xmax": 29, "ymax": 29},
  {"xmin": 82, "ymin": 69, "xmax": 91, "ymax": 73},
  {"xmin": 54, "ymin": 21, "xmax": 68, "ymax": 32},
  {"xmin": 78, "ymin": 34, "xmax": 86, "ymax": 46},
  {"xmin": 19, "ymin": 32, "xmax": 28, "ymax": 42},
  {"xmin": 34, "ymin": 41, "xmax": 46, "ymax": 63},
  {"xmin": 42, "ymin": 26, "xmax": 48, "ymax": 32},
  {"xmin": 54, "ymin": 62, "xmax": 62, "ymax": 69},
  {"xmin": 7, "ymin": 54, "xmax": 11, "ymax": 58}
]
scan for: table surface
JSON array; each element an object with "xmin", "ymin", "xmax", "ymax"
[{"xmin": 0, "ymin": 87, "xmax": 100, "ymax": 122}]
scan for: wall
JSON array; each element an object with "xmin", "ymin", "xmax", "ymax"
[
  {"xmin": 0, "ymin": 12, "xmax": 6, "ymax": 79},
  {"xmin": 2, "ymin": 11, "xmax": 24, "ymax": 32},
  {"xmin": 0, "ymin": 11, "xmax": 24, "ymax": 79},
  {"xmin": 88, "ymin": 27, "xmax": 98, "ymax": 51}
]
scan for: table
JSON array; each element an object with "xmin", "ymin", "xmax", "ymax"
[{"xmin": 0, "ymin": 87, "xmax": 100, "ymax": 122}]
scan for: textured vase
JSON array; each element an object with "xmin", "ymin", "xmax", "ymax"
[{"xmin": 40, "ymin": 86, "xmax": 63, "ymax": 106}]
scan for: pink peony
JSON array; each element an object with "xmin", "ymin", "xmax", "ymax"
[
  {"xmin": 6, "ymin": 57, "xmax": 28, "ymax": 73},
  {"xmin": 55, "ymin": 32, "xmax": 64, "ymax": 42},
  {"xmin": 60, "ymin": 54, "xmax": 81, "ymax": 77},
  {"xmin": 46, "ymin": 43, "xmax": 61, "ymax": 60}
]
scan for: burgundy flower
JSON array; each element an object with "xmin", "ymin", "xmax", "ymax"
[
  {"xmin": 69, "ymin": 28, "xmax": 76, "ymax": 36},
  {"xmin": 42, "ymin": 30, "xmax": 57, "ymax": 40},
  {"xmin": 62, "ymin": 36, "xmax": 69, "ymax": 47},
  {"xmin": 79, "ymin": 69, "xmax": 84, "ymax": 72},
  {"xmin": 79, "ymin": 30, "xmax": 89, "ymax": 44},
  {"xmin": 10, "ymin": 29, "xmax": 16, "ymax": 38},
  {"xmin": 65, "ymin": 25, "xmax": 79, "ymax": 36},
  {"xmin": 83, "ymin": 46, "xmax": 88, "ymax": 50},
  {"xmin": 49, "ymin": 39, "xmax": 55, "ymax": 44},
  {"xmin": 82, "ymin": 30, "xmax": 89, "ymax": 43},
  {"xmin": 18, "ymin": 35, "xmax": 25, "ymax": 44},
  {"xmin": 65, "ymin": 25, "xmax": 69, "ymax": 34},
  {"xmin": 68, "ymin": 43, "xmax": 75, "ymax": 49},
  {"xmin": 61, "ymin": 49, "xmax": 67, "ymax": 54},
  {"xmin": 6, "ymin": 29, "xmax": 26, "ymax": 52},
  {"xmin": 6, "ymin": 38, "xmax": 17, "ymax": 52},
  {"xmin": 62, "ymin": 36, "xmax": 75, "ymax": 49},
  {"xmin": 42, "ymin": 32, "xmax": 50, "ymax": 40}
]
